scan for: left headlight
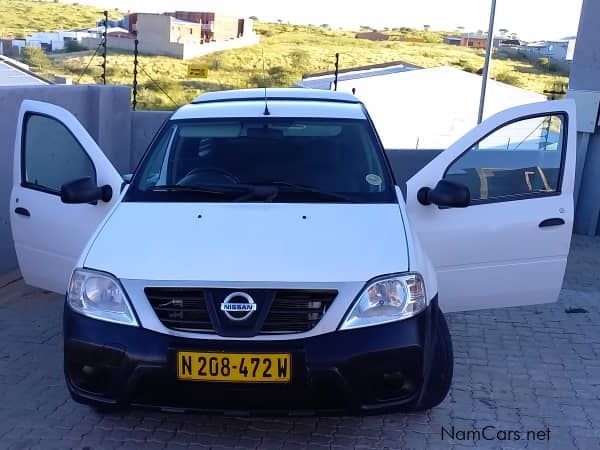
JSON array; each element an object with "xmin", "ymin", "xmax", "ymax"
[
  {"xmin": 339, "ymin": 273, "xmax": 427, "ymax": 330},
  {"xmin": 67, "ymin": 269, "xmax": 138, "ymax": 327}
]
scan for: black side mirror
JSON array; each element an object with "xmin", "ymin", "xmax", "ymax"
[
  {"xmin": 61, "ymin": 177, "xmax": 113, "ymax": 204},
  {"xmin": 417, "ymin": 180, "xmax": 470, "ymax": 208}
]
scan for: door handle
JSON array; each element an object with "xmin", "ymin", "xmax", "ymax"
[
  {"xmin": 14, "ymin": 207, "xmax": 30, "ymax": 217},
  {"xmin": 539, "ymin": 218, "xmax": 564, "ymax": 228}
]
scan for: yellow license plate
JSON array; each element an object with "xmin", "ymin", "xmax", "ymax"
[{"xmin": 177, "ymin": 352, "xmax": 291, "ymax": 383}]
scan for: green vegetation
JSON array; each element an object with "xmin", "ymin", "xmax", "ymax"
[
  {"xmin": 1, "ymin": 0, "xmax": 569, "ymax": 110},
  {"xmin": 0, "ymin": 0, "xmax": 119, "ymax": 38},
  {"xmin": 20, "ymin": 46, "xmax": 52, "ymax": 71}
]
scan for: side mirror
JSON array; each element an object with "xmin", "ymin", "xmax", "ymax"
[
  {"xmin": 417, "ymin": 179, "xmax": 470, "ymax": 208},
  {"xmin": 60, "ymin": 177, "xmax": 113, "ymax": 204}
]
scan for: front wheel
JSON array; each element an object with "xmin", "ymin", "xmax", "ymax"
[{"xmin": 412, "ymin": 308, "xmax": 454, "ymax": 411}]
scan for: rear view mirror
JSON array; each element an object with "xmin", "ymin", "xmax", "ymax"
[
  {"xmin": 417, "ymin": 180, "xmax": 470, "ymax": 208},
  {"xmin": 61, "ymin": 177, "xmax": 113, "ymax": 204}
]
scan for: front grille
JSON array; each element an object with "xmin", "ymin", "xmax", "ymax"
[
  {"xmin": 144, "ymin": 287, "xmax": 337, "ymax": 335},
  {"xmin": 145, "ymin": 288, "xmax": 212, "ymax": 332},
  {"xmin": 262, "ymin": 290, "xmax": 337, "ymax": 334}
]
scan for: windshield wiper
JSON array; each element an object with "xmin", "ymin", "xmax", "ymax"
[
  {"xmin": 147, "ymin": 182, "xmax": 354, "ymax": 203},
  {"xmin": 146, "ymin": 184, "xmax": 278, "ymax": 202},
  {"xmin": 251, "ymin": 181, "xmax": 356, "ymax": 203},
  {"xmin": 147, "ymin": 184, "xmax": 232, "ymax": 195}
]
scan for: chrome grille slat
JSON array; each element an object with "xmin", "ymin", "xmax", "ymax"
[{"xmin": 145, "ymin": 287, "xmax": 337, "ymax": 335}]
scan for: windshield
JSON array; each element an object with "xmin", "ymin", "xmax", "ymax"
[{"xmin": 125, "ymin": 118, "xmax": 395, "ymax": 203}]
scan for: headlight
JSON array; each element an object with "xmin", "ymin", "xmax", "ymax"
[
  {"xmin": 339, "ymin": 273, "xmax": 427, "ymax": 330},
  {"xmin": 67, "ymin": 269, "xmax": 138, "ymax": 326}
]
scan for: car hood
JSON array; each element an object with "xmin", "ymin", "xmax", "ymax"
[{"xmin": 84, "ymin": 202, "xmax": 409, "ymax": 283}]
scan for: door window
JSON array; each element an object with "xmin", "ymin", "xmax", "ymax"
[
  {"xmin": 23, "ymin": 114, "xmax": 95, "ymax": 194},
  {"xmin": 444, "ymin": 114, "xmax": 565, "ymax": 203}
]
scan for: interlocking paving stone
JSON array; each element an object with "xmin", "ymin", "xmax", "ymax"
[{"xmin": 0, "ymin": 235, "xmax": 599, "ymax": 449}]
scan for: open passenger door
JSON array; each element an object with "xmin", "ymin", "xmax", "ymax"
[
  {"xmin": 10, "ymin": 100, "xmax": 123, "ymax": 294},
  {"xmin": 405, "ymin": 100, "xmax": 576, "ymax": 312}
]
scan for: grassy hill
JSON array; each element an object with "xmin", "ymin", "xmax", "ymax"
[
  {"xmin": 0, "ymin": 0, "xmax": 120, "ymax": 37},
  {"xmin": 2, "ymin": 1, "xmax": 569, "ymax": 110}
]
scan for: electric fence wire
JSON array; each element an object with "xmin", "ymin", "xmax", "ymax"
[
  {"xmin": 76, "ymin": 42, "xmax": 178, "ymax": 108},
  {"xmin": 137, "ymin": 63, "xmax": 179, "ymax": 108},
  {"xmin": 76, "ymin": 42, "xmax": 102, "ymax": 84}
]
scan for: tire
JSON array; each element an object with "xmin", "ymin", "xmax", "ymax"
[{"xmin": 412, "ymin": 308, "xmax": 454, "ymax": 411}]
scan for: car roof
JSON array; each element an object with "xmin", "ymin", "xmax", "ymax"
[
  {"xmin": 171, "ymin": 88, "xmax": 367, "ymax": 121},
  {"xmin": 191, "ymin": 88, "xmax": 360, "ymax": 104}
]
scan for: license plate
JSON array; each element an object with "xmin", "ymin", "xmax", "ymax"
[{"xmin": 177, "ymin": 351, "xmax": 291, "ymax": 383}]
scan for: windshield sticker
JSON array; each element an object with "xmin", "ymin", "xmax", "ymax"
[{"xmin": 366, "ymin": 174, "xmax": 382, "ymax": 186}]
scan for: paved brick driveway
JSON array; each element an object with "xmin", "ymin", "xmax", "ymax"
[{"xmin": 0, "ymin": 235, "xmax": 599, "ymax": 449}]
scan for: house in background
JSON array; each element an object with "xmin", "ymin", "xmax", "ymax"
[
  {"xmin": 460, "ymin": 33, "xmax": 488, "ymax": 48},
  {"xmin": 0, "ymin": 29, "xmax": 99, "ymax": 55},
  {"xmin": 81, "ymin": 12, "xmax": 258, "ymax": 59},
  {"xmin": 128, "ymin": 11, "xmax": 252, "ymax": 43},
  {"xmin": 521, "ymin": 38, "xmax": 576, "ymax": 62},
  {"xmin": 24, "ymin": 30, "xmax": 100, "ymax": 52},
  {"xmin": 445, "ymin": 33, "xmax": 519, "ymax": 49},
  {"xmin": 443, "ymin": 33, "xmax": 500, "ymax": 48},
  {"xmin": 444, "ymin": 36, "xmax": 462, "ymax": 46},
  {"xmin": 355, "ymin": 31, "xmax": 389, "ymax": 41}
]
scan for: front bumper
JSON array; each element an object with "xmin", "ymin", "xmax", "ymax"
[{"xmin": 64, "ymin": 295, "xmax": 441, "ymax": 414}]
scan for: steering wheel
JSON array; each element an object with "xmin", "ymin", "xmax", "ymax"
[{"xmin": 178, "ymin": 167, "xmax": 240, "ymax": 185}]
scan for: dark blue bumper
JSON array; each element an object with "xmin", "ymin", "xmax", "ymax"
[{"xmin": 64, "ymin": 296, "xmax": 441, "ymax": 414}]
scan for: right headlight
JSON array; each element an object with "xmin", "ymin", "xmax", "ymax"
[
  {"xmin": 339, "ymin": 273, "xmax": 427, "ymax": 330},
  {"xmin": 67, "ymin": 268, "xmax": 138, "ymax": 327}
]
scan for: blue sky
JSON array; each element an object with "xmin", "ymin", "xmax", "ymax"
[{"xmin": 65, "ymin": 0, "xmax": 582, "ymax": 41}]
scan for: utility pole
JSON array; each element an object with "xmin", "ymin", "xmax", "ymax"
[
  {"xmin": 477, "ymin": 0, "xmax": 497, "ymax": 124},
  {"xmin": 132, "ymin": 39, "xmax": 139, "ymax": 110},
  {"xmin": 100, "ymin": 10, "xmax": 108, "ymax": 84},
  {"xmin": 333, "ymin": 53, "xmax": 339, "ymax": 91}
]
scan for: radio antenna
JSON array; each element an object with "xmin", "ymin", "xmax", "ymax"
[{"xmin": 261, "ymin": 48, "xmax": 270, "ymax": 116}]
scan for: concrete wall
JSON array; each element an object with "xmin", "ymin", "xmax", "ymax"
[
  {"xmin": 171, "ymin": 21, "xmax": 203, "ymax": 44},
  {"xmin": 213, "ymin": 14, "xmax": 240, "ymax": 41},
  {"xmin": 129, "ymin": 110, "xmax": 172, "ymax": 170},
  {"xmin": 82, "ymin": 36, "xmax": 135, "ymax": 53},
  {"xmin": 180, "ymin": 35, "xmax": 259, "ymax": 60},
  {"xmin": 568, "ymin": 0, "xmax": 600, "ymax": 235},
  {"xmin": 138, "ymin": 14, "xmax": 172, "ymax": 50}
]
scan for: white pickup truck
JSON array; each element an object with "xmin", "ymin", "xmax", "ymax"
[{"xmin": 10, "ymin": 88, "xmax": 575, "ymax": 413}]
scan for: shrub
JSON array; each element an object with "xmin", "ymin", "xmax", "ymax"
[
  {"xmin": 267, "ymin": 65, "xmax": 293, "ymax": 85},
  {"xmin": 495, "ymin": 71, "xmax": 522, "ymax": 87},
  {"xmin": 462, "ymin": 66, "xmax": 476, "ymax": 73},
  {"xmin": 423, "ymin": 33, "xmax": 442, "ymax": 44},
  {"xmin": 536, "ymin": 57, "xmax": 550, "ymax": 67},
  {"xmin": 257, "ymin": 28, "xmax": 273, "ymax": 37},
  {"xmin": 289, "ymin": 49, "xmax": 310, "ymax": 68},
  {"xmin": 20, "ymin": 46, "xmax": 51, "ymax": 70}
]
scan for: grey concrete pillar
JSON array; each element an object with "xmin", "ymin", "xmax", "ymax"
[{"xmin": 569, "ymin": 0, "xmax": 600, "ymax": 235}]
